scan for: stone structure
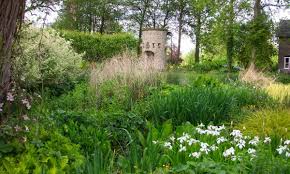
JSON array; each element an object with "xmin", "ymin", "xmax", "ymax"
[
  {"xmin": 277, "ymin": 20, "xmax": 290, "ymax": 73},
  {"xmin": 140, "ymin": 28, "xmax": 168, "ymax": 69}
]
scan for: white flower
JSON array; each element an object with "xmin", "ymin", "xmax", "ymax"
[
  {"xmin": 200, "ymin": 142, "xmax": 211, "ymax": 154},
  {"xmin": 217, "ymin": 125, "xmax": 226, "ymax": 131},
  {"xmin": 177, "ymin": 133, "xmax": 190, "ymax": 143},
  {"xmin": 21, "ymin": 99, "xmax": 31, "ymax": 110},
  {"xmin": 277, "ymin": 145, "xmax": 287, "ymax": 155},
  {"xmin": 164, "ymin": 142, "xmax": 172, "ymax": 150},
  {"xmin": 236, "ymin": 139, "xmax": 246, "ymax": 149},
  {"xmin": 198, "ymin": 123, "xmax": 205, "ymax": 128},
  {"xmin": 230, "ymin": 130, "xmax": 243, "ymax": 138},
  {"xmin": 188, "ymin": 138, "xmax": 199, "ymax": 146},
  {"xmin": 196, "ymin": 127, "xmax": 206, "ymax": 135},
  {"xmin": 217, "ymin": 137, "xmax": 227, "ymax": 144},
  {"xmin": 179, "ymin": 144, "xmax": 186, "ymax": 152},
  {"xmin": 210, "ymin": 145, "xmax": 218, "ymax": 151},
  {"xmin": 14, "ymin": 125, "xmax": 21, "ymax": 132},
  {"xmin": 190, "ymin": 152, "xmax": 201, "ymax": 158},
  {"xmin": 7, "ymin": 92, "xmax": 14, "ymax": 102},
  {"xmin": 249, "ymin": 136, "xmax": 259, "ymax": 146},
  {"xmin": 169, "ymin": 136, "xmax": 175, "ymax": 142},
  {"xmin": 264, "ymin": 137, "xmax": 271, "ymax": 144},
  {"xmin": 231, "ymin": 155, "xmax": 237, "ymax": 161},
  {"xmin": 205, "ymin": 130, "xmax": 220, "ymax": 136},
  {"xmin": 284, "ymin": 140, "xmax": 290, "ymax": 145},
  {"xmin": 24, "ymin": 125, "xmax": 29, "ymax": 132},
  {"xmin": 286, "ymin": 152, "xmax": 290, "ymax": 158},
  {"xmin": 153, "ymin": 141, "xmax": 158, "ymax": 144},
  {"xmin": 247, "ymin": 148, "xmax": 256, "ymax": 158},
  {"xmin": 22, "ymin": 115, "xmax": 30, "ymax": 121},
  {"xmin": 223, "ymin": 147, "xmax": 235, "ymax": 157}
]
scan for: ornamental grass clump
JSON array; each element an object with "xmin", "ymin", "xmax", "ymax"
[
  {"xmin": 265, "ymin": 83, "xmax": 290, "ymax": 106},
  {"xmin": 90, "ymin": 51, "xmax": 163, "ymax": 110},
  {"xmin": 239, "ymin": 64, "xmax": 274, "ymax": 87},
  {"xmin": 146, "ymin": 83, "xmax": 272, "ymax": 126},
  {"xmin": 237, "ymin": 109, "xmax": 290, "ymax": 139}
]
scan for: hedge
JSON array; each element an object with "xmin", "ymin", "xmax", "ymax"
[{"xmin": 60, "ymin": 30, "xmax": 138, "ymax": 62}]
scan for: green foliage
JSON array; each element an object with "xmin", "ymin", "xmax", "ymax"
[
  {"xmin": 0, "ymin": 130, "xmax": 84, "ymax": 174},
  {"xmin": 237, "ymin": 109, "xmax": 290, "ymax": 139},
  {"xmin": 59, "ymin": 30, "xmax": 138, "ymax": 62},
  {"xmin": 14, "ymin": 27, "xmax": 84, "ymax": 93},
  {"xmin": 45, "ymin": 83, "xmax": 97, "ymax": 113},
  {"xmin": 235, "ymin": 13, "xmax": 276, "ymax": 69},
  {"xmin": 145, "ymin": 79, "xmax": 273, "ymax": 126},
  {"xmin": 275, "ymin": 73, "xmax": 290, "ymax": 84}
]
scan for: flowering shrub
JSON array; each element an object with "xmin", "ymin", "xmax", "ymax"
[
  {"xmin": 151, "ymin": 122, "xmax": 290, "ymax": 173},
  {"xmin": 14, "ymin": 27, "xmax": 83, "ymax": 89}
]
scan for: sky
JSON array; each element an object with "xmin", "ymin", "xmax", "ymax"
[{"xmin": 26, "ymin": 3, "xmax": 290, "ymax": 54}]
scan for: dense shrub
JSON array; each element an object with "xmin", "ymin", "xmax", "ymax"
[
  {"xmin": 14, "ymin": 27, "xmax": 84, "ymax": 93},
  {"xmin": 60, "ymin": 31, "xmax": 138, "ymax": 62},
  {"xmin": 145, "ymin": 81, "xmax": 272, "ymax": 126}
]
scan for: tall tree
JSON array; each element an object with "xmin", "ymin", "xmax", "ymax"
[
  {"xmin": 176, "ymin": 0, "xmax": 189, "ymax": 60},
  {"xmin": 0, "ymin": 0, "xmax": 26, "ymax": 114},
  {"xmin": 125, "ymin": 0, "xmax": 152, "ymax": 55},
  {"xmin": 147, "ymin": 0, "xmax": 175, "ymax": 29},
  {"xmin": 188, "ymin": 0, "xmax": 216, "ymax": 64},
  {"xmin": 54, "ymin": 0, "xmax": 122, "ymax": 33},
  {"xmin": 0, "ymin": 0, "xmax": 59, "ymax": 122}
]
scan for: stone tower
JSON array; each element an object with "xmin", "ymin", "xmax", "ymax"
[{"xmin": 140, "ymin": 28, "xmax": 168, "ymax": 69}]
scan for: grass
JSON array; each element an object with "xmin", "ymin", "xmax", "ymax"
[
  {"xmin": 145, "ymin": 82, "xmax": 273, "ymax": 126},
  {"xmin": 237, "ymin": 109, "xmax": 290, "ymax": 139},
  {"xmin": 265, "ymin": 83, "xmax": 290, "ymax": 106}
]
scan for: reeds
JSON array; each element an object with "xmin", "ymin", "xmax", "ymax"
[
  {"xmin": 239, "ymin": 64, "xmax": 274, "ymax": 88},
  {"xmin": 90, "ymin": 51, "xmax": 163, "ymax": 88}
]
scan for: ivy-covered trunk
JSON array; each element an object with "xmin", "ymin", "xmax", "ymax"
[{"xmin": 0, "ymin": 0, "xmax": 25, "ymax": 122}]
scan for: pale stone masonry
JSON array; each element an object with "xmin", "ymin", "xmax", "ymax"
[{"xmin": 141, "ymin": 29, "xmax": 168, "ymax": 69}]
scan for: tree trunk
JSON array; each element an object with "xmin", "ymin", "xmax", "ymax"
[
  {"xmin": 226, "ymin": 0, "xmax": 234, "ymax": 72},
  {"xmin": 251, "ymin": 0, "xmax": 262, "ymax": 66},
  {"xmin": 100, "ymin": 14, "xmax": 105, "ymax": 34},
  {"xmin": 194, "ymin": 13, "xmax": 201, "ymax": 64},
  {"xmin": 177, "ymin": 4, "xmax": 184, "ymax": 61},
  {"xmin": 0, "ymin": 0, "xmax": 25, "ymax": 122}
]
